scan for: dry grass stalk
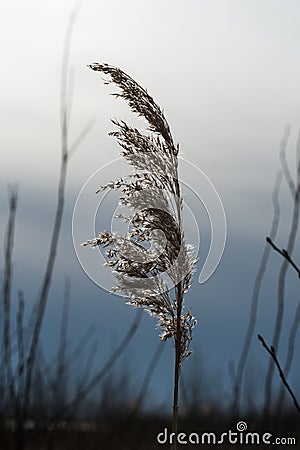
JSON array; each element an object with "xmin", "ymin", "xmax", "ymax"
[{"xmin": 83, "ymin": 63, "xmax": 197, "ymax": 446}]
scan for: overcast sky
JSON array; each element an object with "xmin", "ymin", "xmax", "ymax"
[{"xmin": 1, "ymin": 0, "xmax": 300, "ymax": 412}]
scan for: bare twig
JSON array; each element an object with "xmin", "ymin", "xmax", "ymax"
[
  {"xmin": 52, "ymin": 278, "xmax": 70, "ymax": 416},
  {"xmin": 61, "ymin": 325, "xmax": 96, "ymax": 374},
  {"xmin": 285, "ymin": 299, "xmax": 300, "ymax": 377},
  {"xmin": 16, "ymin": 291, "xmax": 25, "ymax": 399},
  {"xmin": 39, "ymin": 324, "xmax": 96, "ymax": 391},
  {"xmin": 131, "ymin": 341, "xmax": 165, "ymax": 415},
  {"xmin": 2, "ymin": 188, "xmax": 18, "ymax": 410},
  {"xmin": 232, "ymin": 171, "xmax": 282, "ymax": 414},
  {"xmin": 266, "ymin": 237, "xmax": 300, "ymax": 278},
  {"xmin": 76, "ymin": 340, "xmax": 99, "ymax": 399},
  {"xmin": 264, "ymin": 131, "xmax": 300, "ymax": 413},
  {"xmin": 279, "ymin": 125, "xmax": 294, "ymax": 196},
  {"xmin": 23, "ymin": 2, "xmax": 81, "ymax": 413},
  {"xmin": 63, "ymin": 309, "xmax": 143, "ymax": 412},
  {"xmin": 69, "ymin": 118, "xmax": 95, "ymax": 158},
  {"xmin": 258, "ymin": 334, "xmax": 300, "ymax": 413},
  {"xmin": 277, "ymin": 299, "xmax": 300, "ymax": 412}
]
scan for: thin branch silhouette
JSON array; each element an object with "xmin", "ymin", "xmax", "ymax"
[
  {"xmin": 2, "ymin": 188, "xmax": 18, "ymax": 412},
  {"xmin": 23, "ymin": 2, "xmax": 82, "ymax": 413},
  {"xmin": 266, "ymin": 237, "xmax": 300, "ymax": 278},
  {"xmin": 69, "ymin": 118, "xmax": 95, "ymax": 158},
  {"xmin": 264, "ymin": 130, "xmax": 300, "ymax": 413},
  {"xmin": 131, "ymin": 341, "xmax": 165, "ymax": 416},
  {"xmin": 279, "ymin": 125, "xmax": 294, "ymax": 196},
  {"xmin": 258, "ymin": 335, "xmax": 300, "ymax": 414},
  {"xmin": 232, "ymin": 170, "xmax": 283, "ymax": 414},
  {"xmin": 63, "ymin": 309, "xmax": 143, "ymax": 413},
  {"xmin": 16, "ymin": 290, "xmax": 25, "ymax": 401},
  {"xmin": 277, "ymin": 299, "xmax": 300, "ymax": 412}
]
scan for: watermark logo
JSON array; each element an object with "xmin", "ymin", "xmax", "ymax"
[
  {"xmin": 157, "ymin": 421, "xmax": 297, "ymax": 446},
  {"xmin": 72, "ymin": 157, "xmax": 226, "ymax": 294},
  {"xmin": 236, "ymin": 421, "xmax": 247, "ymax": 432}
]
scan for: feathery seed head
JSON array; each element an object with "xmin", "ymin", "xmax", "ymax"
[{"xmin": 83, "ymin": 63, "xmax": 197, "ymax": 362}]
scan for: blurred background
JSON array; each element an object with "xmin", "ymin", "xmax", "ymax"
[{"xmin": 1, "ymin": 1, "xmax": 300, "ymax": 448}]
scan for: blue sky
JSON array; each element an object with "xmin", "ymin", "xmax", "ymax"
[{"xmin": 1, "ymin": 0, "xmax": 300, "ymax": 413}]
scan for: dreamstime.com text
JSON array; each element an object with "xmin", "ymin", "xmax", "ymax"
[{"xmin": 157, "ymin": 421, "xmax": 296, "ymax": 446}]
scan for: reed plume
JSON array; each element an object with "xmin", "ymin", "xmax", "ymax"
[{"xmin": 83, "ymin": 63, "xmax": 197, "ymax": 446}]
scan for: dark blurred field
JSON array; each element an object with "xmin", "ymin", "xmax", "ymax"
[{"xmin": 1, "ymin": 411, "xmax": 299, "ymax": 449}]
